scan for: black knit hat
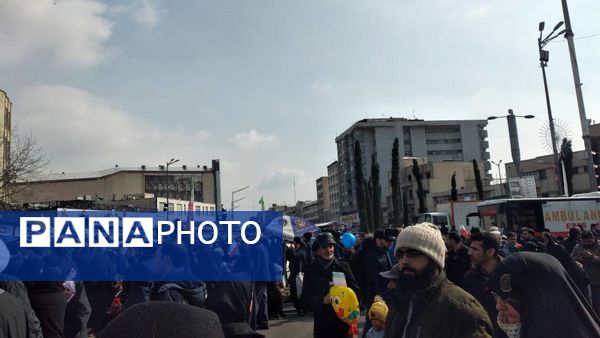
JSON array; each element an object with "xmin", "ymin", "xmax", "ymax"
[
  {"xmin": 314, "ymin": 232, "xmax": 337, "ymax": 247},
  {"xmin": 97, "ymin": 302, "xmax": 225, "ymax": 338}
]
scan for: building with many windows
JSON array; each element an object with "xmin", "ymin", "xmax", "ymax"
[
  {"xmin": 327, "ymin": 161, "xmax": 341, "ymax": 220},
  {"xmin": 0, "ymin": 90, "xmax": 11, "ymax": 202},
  {"xmin": 316, "ymin": 176, "xmax": 330, "ymax": 222},
  {"xmin": 335, "ymin": 118, "xmax": 489, "ymax": 225},
  {"xmin": 10, "ymin": 160, "xmax": 221, "ymax": 211},
  {"xmin": 505, "ymin": 151, "xmax": 592, "ymax": 197},
  {"xmin": 399, "ymin": 158, "xmax": 492, "ymax": 222}
]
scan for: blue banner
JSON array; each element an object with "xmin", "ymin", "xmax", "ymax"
[{"xmin": 0, "ymin": 211, "xmax": 283, "ymax": 282}]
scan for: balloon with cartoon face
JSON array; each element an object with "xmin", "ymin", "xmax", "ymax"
[{"xmin": 329, "ymin": 285, "xmax": 360, "ymax": 335}]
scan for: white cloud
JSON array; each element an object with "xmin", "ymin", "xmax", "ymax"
[
  {"xmin": 131, "ymin": 0, "xmax": 164, "ymax": 28},
  {"xmin": 0, "ymin": 0, "xmax": 113, "ymax": 67},
  {"xmin": 15, "ymin": 84, "xmax": 211, "ymax": 171},
  {"xmin": 109, "ymin": 0, "xmax": 165, "ymax": 29},
  {"xmin": 231, "ymin": 129, "xmax": 276, "ymax": 150}
]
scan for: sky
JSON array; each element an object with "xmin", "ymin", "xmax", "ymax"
[{"xmin": 1, "ymin": 0, "xmax": 599, "ymax": 210}]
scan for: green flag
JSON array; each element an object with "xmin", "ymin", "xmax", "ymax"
[{"xmin": 259, "ymin": 196, "xmax": 265, "ymax": 211}]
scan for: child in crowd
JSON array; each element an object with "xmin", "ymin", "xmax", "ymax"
[{"xmin": 366, "ymin": 296, "xmax": 388, "ymax": 338}]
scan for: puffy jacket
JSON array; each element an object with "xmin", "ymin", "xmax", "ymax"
[{"xmin": 385, "ymin": 272, "xmax": 492, "ymax": 338}]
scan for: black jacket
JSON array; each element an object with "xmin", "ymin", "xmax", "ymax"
[
  {"xmin": 445, "ymin": 244, "xmax": 471, "ymax": 287},
  {"xmin": 487, "ymin": 252, "xmax": 600, "ymax": 338},
  {"xmin": 363, "ymin": 239, "xmax": 391, "ymax": 303},
  {"xmin": 150, "ymin": 270, "xmax": 207, "ymax": 307},
  {"xmin": 462, "ymin": 262, "xmax": 507, "ymax": 338},
  {"xmin": 302, "ymin": 256, "xmax": 360, "ymax": 338},
  {"xmin": 287, "ymin": 244, "xmax": 307, "ymax": 276},
  {"xmin": 205, "ymin": 281, "xmax": 264, "ymax": 338}
]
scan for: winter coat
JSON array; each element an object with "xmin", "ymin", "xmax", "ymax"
[
  {"xmin": 385, "ymin": 272, "xmax": 492, "ymax": 338},
  {"xmin": 302, "ymin": 256, "xmax": 360, "ymax": 338},
  {"xmin": 487, "ymin": 252, "xmax": 600, "ymax": 338},
  {"xmin": 445, "ymin": 244, "xmax": 471, "ymax": 287},
  {"xmin": 150, "ymin": 280, "xmax": 207, "ymax": 307},
  {"xmin": 287, "ymin": 245, "xmax": 307, "ymax": 276},
  {"xmin": 572, "ymin": 241, "xmax": 600, "ymax": 285},
  {"xmin": 364, "ymin": 240, "xmax": 392, "ymax": 304},
  {"xmin": 0, "ymin": 277, "xmax": 43, "ymax": 338},
  {"xmin": 205, "ymin": 281, "xmax": 264, "ymax": 337},
  {"xmin": 462, "ymin": 263, "xmax": 507, "ymax": 338}
]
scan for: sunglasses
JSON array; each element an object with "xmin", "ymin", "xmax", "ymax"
[{"xmin": 395, "ymin": 248, "xmax": 424, "ymax": 260}]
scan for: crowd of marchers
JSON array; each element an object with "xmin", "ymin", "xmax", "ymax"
[
  {"xmin": 3, "ymin": 221, "xmax": 600, "ymax": 338},
  {"xmin": 286, "ymin": 224, "xmax": 600, "ymax": 338}
]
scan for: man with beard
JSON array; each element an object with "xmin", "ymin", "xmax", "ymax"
[
  {"xmin": 463, "ymin": 232, "xmax": 506, "ymax": 338},
  {"xmin": 572, "ymin": 229, "xmax": 600, "ymax": 314},
  {"xmin": 302, "ymin": 233, "xmax": 360, "ymax": 338},
  {"xmin": 385, "ymin": 223, "xmax": 492, "ymax": 338}
]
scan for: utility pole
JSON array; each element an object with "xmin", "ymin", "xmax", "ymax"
[
  {"xmin": 560, "ymin": 0, "xmax": 596, "ymax": 191},
  {"xmin": 538, "ymin": 21, "xmax": 565, "ymax": 196}
]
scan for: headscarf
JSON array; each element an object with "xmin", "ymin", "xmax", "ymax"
[{"xmin": 486, "ymin": 252, "xmax": 600, "ymax": 338}]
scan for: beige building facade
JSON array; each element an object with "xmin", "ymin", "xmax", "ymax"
[
  {"xmin": 11, "ymin": 164, "xmax": 221, "ymax": 211},
  {"xmin": 398, "ymin": 159, "xmax": 492, "ymax": 222},
  {"xmin": 316, "ymin": 176, "xmax": 330, "ymax": 222}
]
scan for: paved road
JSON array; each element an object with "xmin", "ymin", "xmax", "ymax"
[{"xmin": 261, "ymin": 303, "xmax": 366, "ymax": 338}]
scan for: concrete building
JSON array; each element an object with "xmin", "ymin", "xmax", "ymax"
[
  {"xmin": 316, "ymin": 176, "xmax": 330, "ymax": 222},
  {"xmin": 399, "ymin": 159, "xmax": 491, "ymax": 222},
  {"xmin": 0, "ymin": 90, "xmax": 11, "ymax": 202},
  {"xmin": 327, "ymin": 161, "xmax": 341, "ymax": 220},
  {"xmin": 11, "ymin": 161, "xmax": 221, "ymax": 211},
  {"xmin": 505, "ymin": 151, "xmax": 592, "ymax": 197},
  {"xmin": 295, "ymin": 200, "xmax": 319, "ymax": 224},
  {"xmin": 335, "ymin": 118, "xmax": 489, "ymax": 224}
]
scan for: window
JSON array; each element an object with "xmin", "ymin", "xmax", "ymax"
[
  {"xmin": 408, "ymin": 174, "xmax": 412, "ymax": 181},
  {"xmin": 538, "ymin": 170, "xmax": 547, "ymax": 180}
]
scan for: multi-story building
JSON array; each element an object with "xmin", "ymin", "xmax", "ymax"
[
  {"xmin": 399, "ymin": 159, "xmax": 491, "ymax": 222},
  {"xmin": 505, "ymin": 151, "xmax": 592, "ymax": 197},
  {"xmin": 335, "ymin": 118, "xmax": 490, "ymax": 224},
  {"xmin": 327, "ymin": 161, "xmax": 341, "ymax": 221},
  {"xmin": 316, "ymin": 176, "xmax": 330, "ymax": 222},
  {"xmin": 11, "ymin": 160, "xmax": 221, "ymax": 211},
  {"xmin": 295, "ymin": 200, "xmax": 319, "ymax": 224},
  {"xmin": 0, "ymin": 90, "xmax": 12, "ymax": 202}
]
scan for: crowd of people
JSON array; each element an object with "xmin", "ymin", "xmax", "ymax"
[
  {"xmin": 3, "ymin": 221, "xmax": 600, "ymax": 337},
  {"xmin": 286, "ymin": 224, "xmax": 600, "ymax": 338}
]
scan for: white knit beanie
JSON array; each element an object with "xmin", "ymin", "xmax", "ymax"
[{"xmin": 395, "ymin": 222, "xmax": 446, "ymax": 269}]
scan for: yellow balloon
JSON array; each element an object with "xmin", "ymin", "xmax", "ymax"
[{"xmin": 329, "ymin": 285, "xmax": 360, "ymax": 326}]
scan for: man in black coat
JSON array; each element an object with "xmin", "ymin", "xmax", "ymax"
[
  {"xmin": 287, "ymin": 237, "xmax": 307, "ymax": 315},
  {"xmin": 302, "ymin": 233, "xmax": 360, "ymax": 338},
  {"xmin": 362, "ymin": 229, "xmax": 392, "ymax": 337},
  {"xmin": 463, "ymin": 232, "xmax": 506, "ymax": 338},
  {"xmin": 445, "ymin": 231, "xmax": 471, "ymax": 287}
]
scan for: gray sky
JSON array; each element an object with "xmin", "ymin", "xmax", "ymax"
[{"xmin": 1, "ymin": 0, "xmax": 599, "ymax": 209}]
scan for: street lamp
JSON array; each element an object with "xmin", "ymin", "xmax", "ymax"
[
  {"xmin": 560, "ymin": 0, "xmax": 597, "ymax": 192},
  {"xmin": 538, "ymin": 20, "xmax": 566, "ymax": 196},
  {"xmin": 231, "ymin": 185, "xmax": 250, "ymax": 213},
  {"xmin": 487, "ymin": 109, "xmax": 535, "ymax": 177},
  {"xmin": 165, "ymin": 158, "xmax": 179, "ymax": 219},
  {"xmin": 490, "ymin": 159, "xmax": 504, "ymax": 196}
]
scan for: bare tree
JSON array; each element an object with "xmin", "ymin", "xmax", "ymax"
[{"xmin": 1, "ymin": 129, "xmax": 49, "ymax": 205}]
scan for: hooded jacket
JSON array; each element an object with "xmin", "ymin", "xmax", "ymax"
[{"xmin": 486, "ymin": 252, "xmax": 600, "ymax": 338}]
